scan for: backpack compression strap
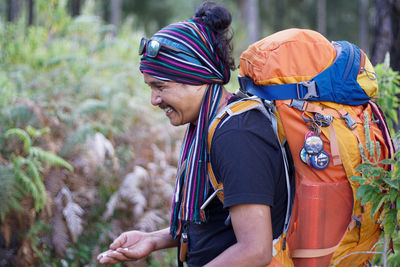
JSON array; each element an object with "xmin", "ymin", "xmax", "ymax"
[{"xmin": 238, "ymin": 41, "xmax": 370, "ymax": 106}]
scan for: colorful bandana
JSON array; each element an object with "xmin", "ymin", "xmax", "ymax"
[
  {"xmin": 140, "ymin": 18, "xmax": 230, "ymax": 238},
  {"xmin": 140, "ymin": 18, "xmax": 230, "ymax": 85}
]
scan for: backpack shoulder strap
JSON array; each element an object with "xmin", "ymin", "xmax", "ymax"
[
  {"xmin": 206, "ymin": 98, "xmax": 263, "ymax": 204},
  {"xmin": 204, "ymin": 96, "xmax": 293, "ymax": 237},
  {"xmin": 203, "ymin": 96, "xmax": 293, "ymax": 240}
]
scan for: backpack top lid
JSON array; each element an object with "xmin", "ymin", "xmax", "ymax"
[
  {"xmin": 239, "ymin": 28, "xmax": 378, "ymax": 105},
  {"xmin": 240, "ymin": 28, "xmax": 335, "ymax": 85}
]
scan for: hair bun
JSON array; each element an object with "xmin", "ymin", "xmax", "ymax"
[{"xmin": 194, "ymin": 1, "xmax": 232, "ymax": 32}]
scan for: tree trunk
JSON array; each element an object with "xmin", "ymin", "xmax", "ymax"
[
  {"xmin": 371, "ymin": 0, "xmax": 392, "ymax": 65},
  {"xmin": 247, "ymin": 0, "xmax": 260, "ymax": 44},
  {"xmin": 390, "ymin": 0, "xmax": 400, "ymax": 71},
  {"xmin": 372, "ymin": 0, "xmax": 400, "ymax": 131},
  {"xmin": 7, "ymin": 0, "xmax": 20, "ymax": 22},
  {"xmin": 240, "ymin": 0, "xmax": 260, "ymax": 46},
  {"xmin": 111, "ymin": 0, "xmax": 121, "ymax": 36},
  {"xmin": 27, "ymin": 0, "xmax": 34, "ymax": 26},
  {"xmin": 359, "ymin": 0, "xmax": 369, "ymax": 53},
  {"xmin": 71, "ymin": 0, "xmax": 81, "ymax": 17},
  {"xmin": 317, "ymin": 0, "xmax": 327, "ymax": 35}
]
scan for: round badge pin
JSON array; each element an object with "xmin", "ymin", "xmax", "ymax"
[
  {"xmin": 311, "ymin": 150, "xmax": 330, "ymax": 170},
  {"xmin": 304, "ymin": 135, "xmax": 324, "ymax": 155},
  {"xmin": 299, "ymin": 147, "xmax": 311, "ymax": 165},
  {"xmin": 304, "ymin": 131, "xmax": 314, "ymax": 140}
]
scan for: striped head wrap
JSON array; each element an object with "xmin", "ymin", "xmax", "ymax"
[
  {"xmin": 140, "ymin": 18, "xmax": 230, "ymax": 85},
  {"xmin": 140, "ymin": 18, "xmax": 230, "ymax": 238}
]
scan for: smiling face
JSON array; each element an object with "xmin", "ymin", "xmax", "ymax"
[{"xmin": 143, "ymin": 73, "xmax": 208, "ymax": 126}]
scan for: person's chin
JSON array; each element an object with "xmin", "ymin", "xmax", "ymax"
[
  {"xmin": 167, "ymin": 116, "xmax": 182, "ymax": 126},
  {"xmin": 166, "ymin": 112, "xmax": 185, "ymax": 126},
  {"xmin": 169, "ymin": 119, "xmax": 186, "ymax": 126}
]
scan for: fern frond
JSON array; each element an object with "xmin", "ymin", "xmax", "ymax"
[
  {"xmin": 6, "ymin": 105, "xmax": 37, "ymax": 129},
  {"xmin": 0, "ymin": 166, "xmax": 21, "ymax": 220},
  {"xmin": 25, "ymin": 160, "xmax": 47, "ymax": 210},
  {"xmin": 26, "ymin": 125, "xmax": 50, "ymax": 139},
  {"xmin": 51, "ymin": 210, "xmax": 70, "ymax": 256},
  {"xmin": 102, "ymin": 193, "xmax": 121, "ymax": 220},
  {"xmin": 14, "ymin": 169, "xmax": 41, "ymax": 210},
  {"xmin": 30, "ymin": 147, "xmax": 73, "ymax": 172},
  {"xmin": 55, "ymin": 187, "xmax": 84, "ymax": 243},
  {"xmin": 5, "ymin": 128, "xmax": 32, "ymax": 152},
  {"xmin": 63, "ymin": 201, "xmax": 84, "ymax": 243}
]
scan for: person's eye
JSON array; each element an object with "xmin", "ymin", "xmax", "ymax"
[{"xmin": 156, "ymin": 85, "xmax": 164, "ymax": 90}]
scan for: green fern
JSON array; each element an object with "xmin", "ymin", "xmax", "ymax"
[
  {"xmin": 5, "ymin": 128, "xmax": 32, "ymax": 152},
  {"xmin": 25, "ymin": 159, "xmax": 47, "ymax": 209},
  {"xmin": 0, "ymin": 166, "xmax": 22, "ymax": 220},
  {"xmin": 30, "ymin": 147, "xmax": 73, "ymax": 172},
  {"xmin": 6, "ymin": 105, "xmax": 39, "ymax": 129},
  {"xmin": 14, "ymin": 167, "xmax": 41, "ymax": 210},
  {"xmin": 26, "ymin": 126, "xmax": 50, "ymax": 139},
  {"xmin": 1, "ymin": 127, "xmax": 73, "ymax": 217},
  {"xmin": 375, "ymin": 59, "xmax": 400, "ymax": 134}
]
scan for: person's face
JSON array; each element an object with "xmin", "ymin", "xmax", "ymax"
[{"xmin": 143, "ymin": 73, "xmax": 207, "ymax": 126}]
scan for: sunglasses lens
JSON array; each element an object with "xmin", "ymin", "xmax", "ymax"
[
  {"xmin": 147, "ymin": 40, "xmax": 160, "ymax": 58},
  {"xmin": 138, "ymin": 38, "xmax": 147, "ymax": 55}
]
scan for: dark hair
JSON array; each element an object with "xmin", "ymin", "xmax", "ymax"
[{"xmin": 194, "ymin": 1, "xmax": 235, "ymax": 71}]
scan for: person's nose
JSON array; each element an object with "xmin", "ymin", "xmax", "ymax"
[{"xmin": 151, "ymin": 89, "xmax": 162, "ymax": 106}]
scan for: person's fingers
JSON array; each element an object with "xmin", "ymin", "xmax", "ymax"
[
  {"xmin": 110, "ymin": 233, "xmax": 128, "ymax": 250},
  {"xmin": 106, "ymin": 250, "xmax": 130, "ymax": 261},
  {"xmin": 98, "ymin": 250, "xmax": 129, "ymax": 264},
  {"xmin": 97, "ymin": 250, "xmax": 113, "ymax": 261},
  {"xmin": 116, "ymin": 247, "xmax": 144, "ymax": 260}
]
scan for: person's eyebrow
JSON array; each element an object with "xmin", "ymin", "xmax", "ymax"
[{"xmin": 147, "ymin": 80, "xmax": 166, "ymax": 86}]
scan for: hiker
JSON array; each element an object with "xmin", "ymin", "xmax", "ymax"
[{"xmin": 97, "ymin": 1, "xmax": 288, "ymax": 266}]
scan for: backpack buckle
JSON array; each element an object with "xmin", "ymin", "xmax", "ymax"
[
  {"xmin": 297, "ymin": 81, "xmax": 318, "ymax": 99},
  {"xmin": 341, "ymin": 112, "xmax": 357, "ymax": 130}
]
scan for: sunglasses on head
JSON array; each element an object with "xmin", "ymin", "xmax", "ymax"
[{"xmin": 139, "ymin": 37, "xmax": 197, "ymax": 59}]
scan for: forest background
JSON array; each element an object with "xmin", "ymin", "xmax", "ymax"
[{"xmin": 0, "ymin": 0, "xmax": 399, "ymax": 266}]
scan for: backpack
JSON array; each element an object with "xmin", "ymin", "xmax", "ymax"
[{"xmin": 207, "ymin": 28, "xmax": 395, "ymax": 267}]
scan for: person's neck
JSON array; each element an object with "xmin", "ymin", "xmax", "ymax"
[{"xmin": 217, "ymin": 89, "xmax": 233, "ymax": 114}]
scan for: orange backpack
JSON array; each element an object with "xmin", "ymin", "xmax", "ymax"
[{"xmin": 207, "ymin": 29, "xmax": 395, "ymax": 267}]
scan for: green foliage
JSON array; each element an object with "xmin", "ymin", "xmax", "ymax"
[
  {"xmin": 1, "ymin": 127, "xmax": 73, "ymax": 219},
  {"xmin": 375, "ymin": 55, "xmax": 400, "ymax": 134},
  {"xmin": 351, "ymin": 112, "xmax": 400, "ymax": 266},
  {"xmin": 0, "ymin": 1, "xmax": 180, "ymax": 265}
]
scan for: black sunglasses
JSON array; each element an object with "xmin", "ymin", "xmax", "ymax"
[{"xmin": 139, "ymin": 37, "xmax": 197, "ymax": 59}]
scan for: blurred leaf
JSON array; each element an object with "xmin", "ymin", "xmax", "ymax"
[
  {"xmin": 371, "ymin": 194, "xmax": 386, "ymax": 219},
  {"xmin": 384, "ymin": 209, "xmax": 397, "ymax": 238}
]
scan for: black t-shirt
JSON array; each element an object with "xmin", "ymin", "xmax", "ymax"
[{"xmin": 185, "ymin": 100, "xmax": 288, "ymax": 267}]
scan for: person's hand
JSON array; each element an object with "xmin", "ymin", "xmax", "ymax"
[{"xmin": 97, "ymin": 230, "xmax": 155, "ymax": 264}]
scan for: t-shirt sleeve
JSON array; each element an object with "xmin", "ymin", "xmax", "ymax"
[{"xmin": 210, "ymin": 111, "xmax": 282, "ymax": 209}]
